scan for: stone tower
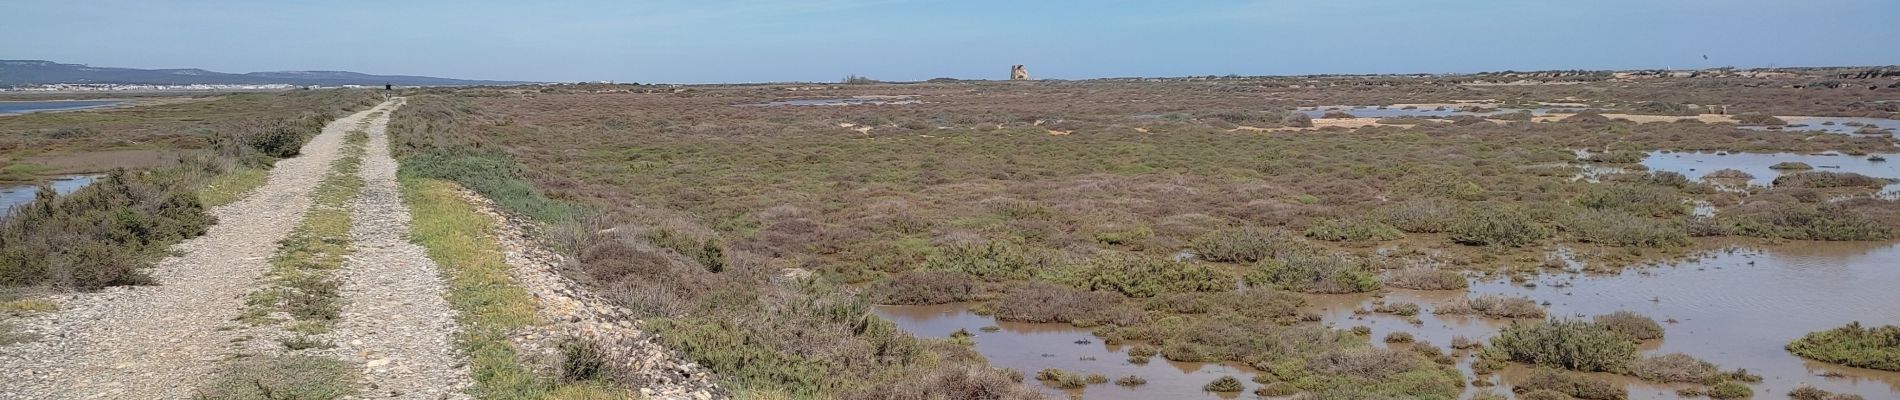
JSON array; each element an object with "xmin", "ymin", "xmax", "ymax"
[{"xmin": 1010, "ymin": 65, "xmax": 1028, "ymax": 81}]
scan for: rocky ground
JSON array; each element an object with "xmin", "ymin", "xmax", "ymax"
[{"xmin": 457, "ymin": 190, "xmax": 723, "ymax": 400}]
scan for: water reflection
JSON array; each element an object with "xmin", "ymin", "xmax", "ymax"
[
  {"xmin": 1641, "ymin": 151, "xmax": 1900, "ymax": 196},
  {"xmin": 874, "ymin": 304, "xmax": 1263, "ymax": 399},
  {"xmin": 878, "ymin": 240, "xmax": 1900, "ymax": 399}
]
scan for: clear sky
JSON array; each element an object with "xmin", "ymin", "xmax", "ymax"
[{"xmin": 5, "ymin": 0, "xmax": 1898, "ymax": 84}]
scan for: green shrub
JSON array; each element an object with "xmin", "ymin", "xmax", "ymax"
[
  {"xmin": 1245, "ymin": 249, "xmax": 1379, "ymax": 293},
  {"xmin": 1450, "ymin": 206, "xmax": 1547, "ymax": 247},
  {"xmin": 1575, "ymin": 184, "xmax": 1688, "ymax": 217},
  {"xmin": 0, "ymin": 171, "xmax": 211, "ymax": 290},
  {"xmin": 1735, "ymin": 112, "xmax": 1786, "ymax": 125},
  {"xmin": 1627, "ymin": 353, "xmax": 1717, "ymax": 384},
  {"xmin": 988, "ymin": 281, "xmax": 1136, "ymax": 325},
  {"xmin": 1203, "ymin": 376, "xmax": 1245, "ymax": 392},
  {"xmin": 1770, "ymin": 161, "xmax": 1814, "ymax": 170},
  {"xmin": 923, "ymin": 242, "xmax": 1055, "ymax": 281},
  {"xmin": 1436, "ymin": 295, "xmax": 1546, "ymax": 319},
  {"xmin": 866, "ymin": 271, "xmax": 980, "ymax": 305},
  {"xmin": 1562, "ymin": 209, "xmax": 1689, "ymax": 247},
  {"xmin": 1707, "ymin": 381, "xmax": 1753, "ymax": 399},
  {"xmin": 1724, "ymin": 203, "xmax": 1893, "ymax": 241},
  {"xmin": 1383, "ymin": 268, "xmax": 1467, "ymax": 290},
  {"xmin": 1062, "ymin": 254, "xmax": 1232, "ymax": 298},
  {"xmin": 1786, "ymin": 322, "xmax": 1900, "ymax": 371},
  {"xmin": 1254, "ymin": 381, "xmax": 1296, "ymax": 396},
  {"xmin": 1490, "ymin": 319, "xmax": 1637, "ymax": 372},
  {"xmin": 1773, "ymin": 171, "xmax": 1894, "ymax": 188},
  {"xmin": 1304, "ymin": 218, "xmax": 1405, "ymax": 242},
  {"xmin": 1788, "ymin": 385, "xmax": 1863, "ymax": 400},
  {"xmin": 1114, "ymin": 375, "xmax": 1147, "ymax": 386},
  {"xmin": 1377, "ymin": 199, "xmax": 1461, "ymax": 233},
  {"xmin": 1593, "ymin": 311, "xmax": 1664, "ymax": 341},
  {"xmin": 1190, "ymin": 227, "xmax": 1299, "ymax": 263},
  {"xmin": 1510, "ymin": 368, "xmax": 1627, "ymax": 400}
]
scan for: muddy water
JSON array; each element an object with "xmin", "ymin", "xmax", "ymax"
[
  {"xmin": 1329, "ymin": 242, "xmax": 1900, "ymax": 399},
  {"xmin": 874, "ymin": 304, "xmax": 1260, "ymax": 399},
  {"xmin": 879, "ymin": 241, "xmax": 1900, "ymax": 399},
  {"xmin": 1641, "ymin": 151, "xmax": 1900, "ymax": 196}
]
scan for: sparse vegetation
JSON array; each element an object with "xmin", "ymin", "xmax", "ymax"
[{"xmin": 1436, "ymin": 295, "xmax": 1547, "ymax": 319}]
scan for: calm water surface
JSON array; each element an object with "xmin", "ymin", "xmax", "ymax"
[
  {"xmin": 0, "ymin": 100, "xmax": 120, "ymax": 115},
  {"xmin": 877, "ymin": 241, "xmax": 1900, "ymax": 399}
]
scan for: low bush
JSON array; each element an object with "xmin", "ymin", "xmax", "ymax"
[
  {"xmin": 1724, "ymin": 203, "xmax": 1893, "ymax": 241},
  {"xmin": 1384, "ymin": 332, "xmax": 1415, "ymax": 343},
  {"xmin": 1510, "ymin": 368, "xmax": 1628, "ymax": 400},
  {"xmin": 1789, "ymin": 385, "xmax": 1866, "ymax": 400},
  {"xmin": 988, "ymin": 281, "xmax": 1138, "ymax": 325},
  {"xmin": 1702, "ymin": 169, "xmax": 1754, "ymax": 180},
  {"xmin": 1575, "ymin": 184, "xmax": 1688, "ymax": 217},
  {"xmin": 0, "ymin": 170, "xmax": 212, "ymax": 290},
  {"xmin": 1450, "ymin": 206, "xmax": 1548, "ymax": 247},
  {"xmin": 1773, "ymin": 171, "xmax": 1895, "ymax": 188},
  {"xmin": 1384, "ymin": 268, "xmax": 1467, "ymax": 290},
  {"xmin": 1770, "ymin": 161, "xmax": 1814, "ymax": 170},
  {"xmin": 1593, "ymin": 311, "xmax": 1664, "ymax": 341},
  {"xmin": 1245, "ymin": 249, "xmax": 1379, "ymax": 293},
  {"xmin": 1190, "ymin": 227, "xmax": 1299, "ymax": 263},
  {"xmin": 1203, "ymin": 376, "xmax": 1245, "ymax": 392},
  {"xmin": 1707, "ymin": 381, "xmax": 1753, "ymax": 399},
  {"xmin": 1735, "ymin": 112, "xmax": 1787, "ymax": 125},
  {"xmin": 1490, "ymin": 319, "xmax": 1637, "ymax": 372},
  {"xmin": 1627, "ymin": 353, "xmax": 1717, "ymax": 384},
  {"xmin": 1786, "ymin": 322, "xmax": 1900, "ymax": 371},
  {"xmin": 1436, "ymin": 295, "xmax": 1546, "ymax": 319},
  {"xmin": 1373, "ymin": 302, "xmax": 1421, "ymax": 316},
  {"xmin": 1304, "ymin": 218, "xmax": 1405, "ymax": 242},
  {"xmin": 1114, "ymin": 375, "xmax": 1146, "ymax": 386},
  {"xmin": 865, "ymin": 271, "xmax": 980, "ymax": 305},
  {"xmin": 1562, "ymin": 209, "xmax": 1690, "ymax": 247},
  {"xmin": 924, "ymin": 242, "xmax": 1057, "ymax": 281},
  {"xmin": 1377, "ymin": 199, "xmax": 1461, "ymax": 233},
  {"xmin": 1060, "ymin": 254, "xmax": 1232, "ymax": 298},
  {"xmin": 1283, "ymin": 111, "xmax": 1314, "ymax": 128}
]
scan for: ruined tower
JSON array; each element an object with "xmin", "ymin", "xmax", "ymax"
[{"xmin": 1010, "ymin": 65, "xmax": 1028, "ymax": 81}]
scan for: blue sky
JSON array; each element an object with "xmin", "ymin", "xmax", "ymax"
[{"xmin": 5, "ymin": 0, "xmax": 1898, "ymax": 83}]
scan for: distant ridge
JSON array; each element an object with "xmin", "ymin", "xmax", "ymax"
[{"xmin": 0, "ymin": 60, "xmax": 529, "ymax": 87}]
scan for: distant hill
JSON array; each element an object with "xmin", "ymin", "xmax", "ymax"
[{"xmin": 0, "ymin": 60, "xmax": 529, "ymax": 87}]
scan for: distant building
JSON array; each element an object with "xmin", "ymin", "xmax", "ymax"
[{"xmin": 1010, "ymin": 65, "xmax": 1028, "ymax": 81}]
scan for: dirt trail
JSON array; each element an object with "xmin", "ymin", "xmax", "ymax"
[
  {"xmin": 330, "ymin": 98, "xmax": 474, "ymax": 398},
  {"xmin": 0, "ymin": 100, "xmax": 400, "ymax": 399}
]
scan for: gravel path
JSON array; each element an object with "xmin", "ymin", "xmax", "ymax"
[
  {"xmin": 329, "ymin": 98, "xmax": 473, "ymax": 399},
  {"xmin": 0, "ymin": 100, "xmax": 399, "ymax": 399}
]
